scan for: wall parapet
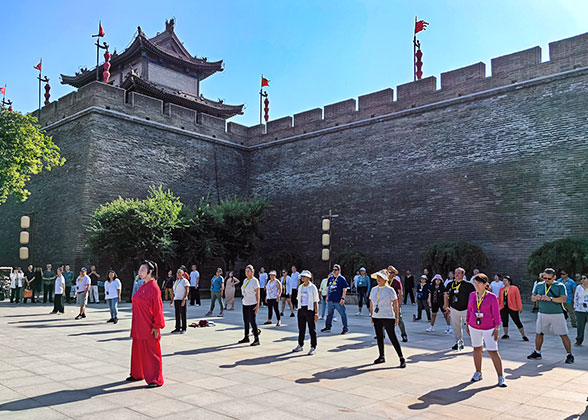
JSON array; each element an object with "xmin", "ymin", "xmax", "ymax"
[{"xmin": 248, "ymin": 31, "xmax": 588, "ymax": 144}]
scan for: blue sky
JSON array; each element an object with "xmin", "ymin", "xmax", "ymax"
[{"xmin": 1, "ymin": 0, "xmax": 586, "ymax": 126}]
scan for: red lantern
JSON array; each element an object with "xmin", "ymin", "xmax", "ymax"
[
  {"xmin": 44, "ymin": 82, "xmax": 51, "ymax": 105},
  {"xmin": 264, "ymin": 97, "xmax": 269, "ymax": 122},
  {"xmin": 103, "ymin": 50, "xmax": 112, "ymax": 83},
  {"xmin": 415, "ymin": 49, "xmax": 423, "ymax": 80}
]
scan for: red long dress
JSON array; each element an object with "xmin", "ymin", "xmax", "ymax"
[{"xmin": 130, "ymin": 279, "xmax": 165, "ymax": 385}]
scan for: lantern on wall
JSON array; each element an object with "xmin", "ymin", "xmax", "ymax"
[
  {"xmin": 44, "ymin": 81, "xmax": 51, "ymax": 105},
  {"xmin": 103, "ymin": 50, "xmax": 112, "ymax": 83}
]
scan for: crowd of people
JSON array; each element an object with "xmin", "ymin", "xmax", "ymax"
[{"xmin": 6, "ymin": 260, "xmax": 588, "ymax": 390}]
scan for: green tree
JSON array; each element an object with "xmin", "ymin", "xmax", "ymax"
[
  {"xmin": 86, "ymin": 186, "xmax": 184, "ymax": 270},
  {"xmin": 265, "ymin": 250, "xmax": 303, "ymax": 273},
  {"xmin": 0, "ymin": 109, "xmax": 64, "ymax": 204},
  {"xmin": 335, "ymin": 250, "xmax": 375, "ymax": 280},
  {"xmin": 209, "ymin": 197, "xmax": 270, "ymax": 269},
  {"xmin": 528, "ymin": 237, "xmax": 588, "ymax": 276},
  {"xmin": 421, "ymin": 241, "xmax": 490, "ymax": 277}
]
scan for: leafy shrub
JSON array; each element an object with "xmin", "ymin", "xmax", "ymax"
[
  {"xmin": 528, "ymin": 238, "xmax": 588, "ymax": 276},
  {"xmin": 335, "ymin": 250, "xmax": 375, "ymax": 280},
  {"xmin": 421, "ymin": 241, "xmax": 490, "ymax": 277}
]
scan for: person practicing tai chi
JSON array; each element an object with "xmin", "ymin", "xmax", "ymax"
[
  {"xmin": 74, "ymin": 268, "xmax": 91, "ymax": 320},
  {"xmin": 466, "ymin": 273, "xmax": 507, "ymax": 387},
  {"xmin": 321, "ymin": 264, "xmax": 349, "ymax": 334},
  {"xmin": 427, "ymin": 274, "xmax": 451, "ymax": 333},
  {"xmin": 444, "ymin": 267, "xmax": 475, "ymax": 350},
  {"xmin": 239, "ymin": 265, "xmax": 261, "ymax": 346},
  {"xmin": 292, "ymin": 270, "xmax": 319, "ymax": 355},
  {"xmin": 264, "ymin": 270, "xmax": 282, "ymax": 326},
  {"xmin": 527, "ymin": 268, "xmax": 574, "ymax": 364},
  {"xmin": 498, "ymin": 276, "xmax": 528, "ymax": 341},
  {"xmin": 128, "ymin": 260, "xmax": 165, "ymax": 388},
  {"xmin": 280, "ymin": 270, "xmax": 294, "ymax": 317},
  {"xmin": 369, "ymin": 269, "xmax": 406, "ymax": 367},
  {"xmin": 171, "ymin": 267, "xmax": 190, "ymax": 333}
]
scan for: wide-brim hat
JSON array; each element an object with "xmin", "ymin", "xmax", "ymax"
[
  {"xmin": 300, "ymin": 270, "xmax": 312, "ymax": 278},
  {"xmin": 359, "ymin": 267, "xmax": 366, "ymax": 272},
  {"xmin": 371, "ymin": 270, "xmax": 389, "ymax": 282},
  {"xmin": 269, "ymin": 270, "xmax": 277, "ymax": 276}
]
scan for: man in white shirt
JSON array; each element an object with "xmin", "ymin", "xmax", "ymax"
[
  {"xmin": 74, "ymin": 268, "xmax": 91, "ymax": 320},
  {"xmin": 189, "ymin": 265, "xmax": 201, "ymax": 306},
  {"xmin": 290, "ymin": 266, "xmax": 301, "ymax": 310},
  {"xmin": 489, "ymin": 274, "xmax": 505, "ymax": 296},
  {"xmin": 259, "ymin": 267, "xmax": 268, "ymax": 306},
  {"xmin": 171, "ymin": 268, "xmax": 190, "ymax": 333},
  {"xmin": 51, "ymin": 267, "xmax": 66, "ymax": 315}
]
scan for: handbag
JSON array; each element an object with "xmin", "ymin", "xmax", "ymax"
[{"xmin": 23, "ymin": 288, "xmax": 33, "ymax": 298}]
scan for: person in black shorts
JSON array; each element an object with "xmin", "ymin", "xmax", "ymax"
[{"xmin": 427, "ymin": 274, "xmax": 451, "ymax": 333}]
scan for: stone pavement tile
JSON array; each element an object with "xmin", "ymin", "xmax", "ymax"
[
  {"xmin": 508, "ymin": 403, "xmax": 580, "ymax": 419},
  {"xmin": 279, "ymin": 383, "xmax": 337, "ymax": 399},
  {"xmin": 143, "ymin": 381, "xmax": 208, "ymax": 399},
  {"xmin": 50, "ymin": 397, "xmax": 124, "ymax": 417},
  {"xmin": 74, "ymin": 407, "xmax": 152, "ymax": 420},
  {"xmin": 200, "ymin": 398, "xmax": 267, "ymax": 417},
  {"xmin": 158, "ymin": 407, "xmax": 235, "ymax": 420},
  {"xmin": 178, "ymin": 388, "xmax": 234, "ymax": 406},
  {"xmin": 0, "ymin": 369, "xmax": 36, "ymax": 380},
  {"xmin": 97, "ymin": 385, "xmax": 168, "ymax": 406},
  {"xmin": 186, "ymin": 376, "xmax": 239, "ymax": 389},
  {"xmin": 128, "ymin": 397, "xmax": 195, "ymax": 417},
  {"xmin": 241, "ymin": 408, "xmax": 313, "ymax": 420},
  {"xmin": 8, "ymin": 381, "xmax": 74, "ymax": 399},
  {"xmin": 0, "ymin": 406, "xmax": 69, "ymax": 420},
  {"xmin": 252, "ymin": 376, "xmax": 297, "ymax": 390},
  {"xmin": 280, "ymin": 400, "xmax": 345, "ymax": 418},
  {"xmin": 248, "ymin": 390, "xmax": 303, "ymax": 408}
]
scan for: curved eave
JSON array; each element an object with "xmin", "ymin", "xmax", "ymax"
[{"xmin": 61, "ymin": 34, "xmax": 223, "ymax": 88}]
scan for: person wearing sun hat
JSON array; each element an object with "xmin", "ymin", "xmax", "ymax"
[
  {"xmin": 369, "ymin": 269, "xmax": 406, "ymax": 367},
  {"xmin": 292, "ymin": 270, "xmax": 320, "ymax": 355}
]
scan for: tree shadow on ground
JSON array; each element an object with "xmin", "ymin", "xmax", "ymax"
[
  {"xmin": 295, "ymin": 363, "xmax": 398, "ymax": 384},
  {"xmin": 219, "ymin": 351, "xmax": 304, "ymax": 368},
  {"xmin": 409, "ymin": 382, "xmax": 496, "ymax": 410},
  {"xmin": 0, "ymin": 381, "xmax": 144, "ymax": 412}
]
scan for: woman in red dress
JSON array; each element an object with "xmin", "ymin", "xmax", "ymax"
[{"xmin": 127, "ymin": 260, "xmax": 165, "ymax": 388}]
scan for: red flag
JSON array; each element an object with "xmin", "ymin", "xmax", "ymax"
[
  {"xmin": 415, "ymin": 20, "xmax": 429, "ymax": 34},
  {"xmin": 34, "ymin": 61, "xmax": 42, "ymax": 71},
  {"xmin": 0, "ymin": 87, "xmax": 5, "ymax": 95},
  {"xmin": 98, "ymin": 22, "xmax": 105, "ymax": 37},
  {"xmin": 261, "ymin": 77, "xmax": 269, "ymax": 87}
]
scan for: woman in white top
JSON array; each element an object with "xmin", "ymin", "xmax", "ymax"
[
  {"xmin": 292, "ymin": 270, "xmax": 320, "ymax": 355},
  {"xmin": 171, "ymin": 268, "xmax": 190, "ymax": 333},
  {"xmin": 264, "ymin": 270, "xmax": 282, "ymax": 326},
  {"xmin": 370, "ymin": 269, "xmax": 406, "ymax": 367},
  {"xmin": 574, "ymin": 274, "xmax": 588, "ymax": 346},
  {"xmin": 51, "ymin": 267, "xmax": 66, "ymax": 315},
  {"xmin": 105, "ymin": 270, "xmax": 122, "ymax": 324},
  {"xmin": 10, "ymin": 268, "xmax": 24, "ymax": 304},
  {"xmin": 239, "ymin": 265, "xmax": 260, "ymax": 346}
]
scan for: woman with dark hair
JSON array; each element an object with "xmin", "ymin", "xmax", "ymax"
[
  {"xmin": 427, "ymin": 274, "xmax": 451, "ymax": 333},
  {"xmin": 128, "ymin": 260, "xmax": 165, "ymax": 388},
  {"xmin": 498, "ymin": 276, "xmax": 528, "ymax": 341},
  {"xmin": 238, "ymin": 264, "xmax": 260, "ymax": 346},
  {"xmin": 105, "ymin": 270, "xmax": 122, "ymax": 324},
  {"xmin": 164, "ymin": 270, "xmax": 174, "ymax": 301},
  {"xmin": 224, "ymin": 271, "xmax": 239, "ymax": 310},
  {"xmin": 466, "ymin": 273, "xmax": 506, "ymax": 387}
]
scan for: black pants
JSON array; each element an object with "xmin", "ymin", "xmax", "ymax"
[
  {"xmin": 267, "ymin": 298, "xmax": 280, "ymax": 321},
  {"xmin": 416, "ymin": 298, "xmax": 431, "ymax": 320},
  {"xmin": 357, "ymin": 286, "xmax": 369, "ymax": 309},
  {"xmin": 43, "ymin": 281, "xmax": 54, "ymax": 303},
  {"xmin": 403, "ymin": 288, "xmax": 415, "ymax": 304},
  {"xmin": 291, "ymin": 288, "xmax": 298, "ymax": 308},
  {"xmin": 260, "ymin": 288, "xmax": 267, "ymax": 306},
  {"xmin": 174, "ymin": 300, "xmax": 187, "ymax": 331},
  {"xmin": 10, "ymin": 287, "xmax": 21, "ymax": 303},
  {"xmin": 243, "ymin": 304, "xmax": 258, "ymax": 339},
  {"xmin": 65, "ymin": 286, "xmax": 72, "ymax": 304},
  {"xmin": 500, "ymin": 307, "xmax": 523, "ymax": 329},
  {"xmin": 52, "ymin": 294, "xmax": 64, "ymax": 313},
  {"xmin": 189, "ymin": 286, "xmax": 200, "ymax": 305},
  {"xmin": 373, "ymin": 318, "xmax": 403, "ymax": 359},
  {"xmin": 298, "ymin": 306, "xmax": 317, "ymax": 348}
]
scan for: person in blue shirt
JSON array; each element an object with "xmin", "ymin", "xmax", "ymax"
[
  {"xmin": 559, "ymin": 270, "xmax": 577, "ymax": 328},
  {"xmin": 321, "ymin": 264, "xmax": 349, "ymax": 334},
  {"xmin": 415, "ymin": 275, "xmax": 431, "ymax": 321},
  {"xmin": 206, "ymin": 268, "xmax": 225, "ymax": 317},
  {"xmin": 355, "ymin": 267, "xmax": 371, "ymax": 316}
]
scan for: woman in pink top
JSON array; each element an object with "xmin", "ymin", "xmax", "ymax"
[{"xmin": 466, "ymin": 273, "xmax": 506, "ymax": 387}]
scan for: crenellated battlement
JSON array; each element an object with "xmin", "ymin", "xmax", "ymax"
[
  {"xmin": 36, "ymin": 32, "xmax": 588, "ymax": 147},
  {"xmin": 248, "ymin": 31, "xmax": 588, "ymax": 144},
  {"xmin": 35, "ymin": 81, "xmax": 247, "ymax": 143}
]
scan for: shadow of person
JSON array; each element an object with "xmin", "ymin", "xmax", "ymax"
[
  {"xmin": 0, "ymin": 381, "xmax": 144, "ymax": 412},
  {"xmin": 68, "ymin": 329, "xmax": 128, "ymax": 337},
  {"xmin": 406, "ymin": 348, "xmax": 467, "ymax": 364},
  {"xmin": 327, "ymin": 339, "xmax": 373, "ymax": 353},
  {"xmin": 503, "ymin": 360, "xmax": 557, "ymax": 380},
  {"xmin": 295, "ymin": 363, "xmax": 397, "ymax": 384},
  {"xmin": 162, "ymin": 342, "xmax": 242, "ymax": 358},
  {"xmin": 563, "ymin": 403, "xmax": 588, "ymax": 420},
  {"xmin": 409, "ymin": 381, "xmax": 496, "ymax": 410},
  {"xmin": 219, "ymin": 351, "xmax": 303, "ymax": 368}
]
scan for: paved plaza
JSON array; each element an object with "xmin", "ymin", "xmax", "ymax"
[{"xmin": 0, "ymin": 299, "xmax": 587, "ymax": 419}]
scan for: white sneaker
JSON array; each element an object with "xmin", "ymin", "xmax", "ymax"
[
  {"xmin": 355, "ymin": 312, "xmax": 361, "ymax": 316},
  {"xmin": 498, "ymin": 376, "xmax": 507, "ymax": 387},
  {"xmin": 471, "ymin": 372, "xmax": 483, "ymax": 382},
  {"xmin": 308, "ymin": 347, "xmax": 316, "ymax": 356},
  {"xmin": 292, "ymin": 345, "xmax": 303, "ymax": 352},
  {"xmin": 426, "ymin": 326, "xmax": 434, "ymax": 332},
  {"xmin": 333, "ymin": 318, "xmax": 338, "ymax": 322},
  {"xmin": 445, "ymin": 326, "xmax": 452, "ymax": 334},
  {"xmin": 318, "ymin": 316, "xmax": 324, "ymax": 320}
]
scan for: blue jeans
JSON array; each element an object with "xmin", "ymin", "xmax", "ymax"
[
  {"xmin": 107, "ymin": 298, "xmax": 118, "ymax": 319},
  {"xmin": 326, "ymin": 301, "xmax": 348, "ymax": 330},
  {"xmin": 320, "ymin": 296, "xmax": 327, "ymax": 318}
]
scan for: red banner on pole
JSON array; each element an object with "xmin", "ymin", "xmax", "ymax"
[
  {"xmin": 0, "ymin": 87, "xmax": 5, "ymax": 95},
  {"xmin": 261, "ymin": 77, "xmax": 269, "ymax": 87},
  {"xmin": 415, "ymin": 20, "xmax": 429, "ymax": 34},
  {"xmin": 34, "ymin": 61, "xmax": 42, "ymax": 71}
]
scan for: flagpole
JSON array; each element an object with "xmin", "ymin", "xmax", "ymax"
[
  {"xmin": 259, "ymin": 74, "xmax": 263, "ymax": 126},
  {"xmin": 38, "ymin": 59, "xmax": 42, "ymax": 114},
  {"xmin": 413, "ymin": 17, "xmax": 417, "ymax": 82}
]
